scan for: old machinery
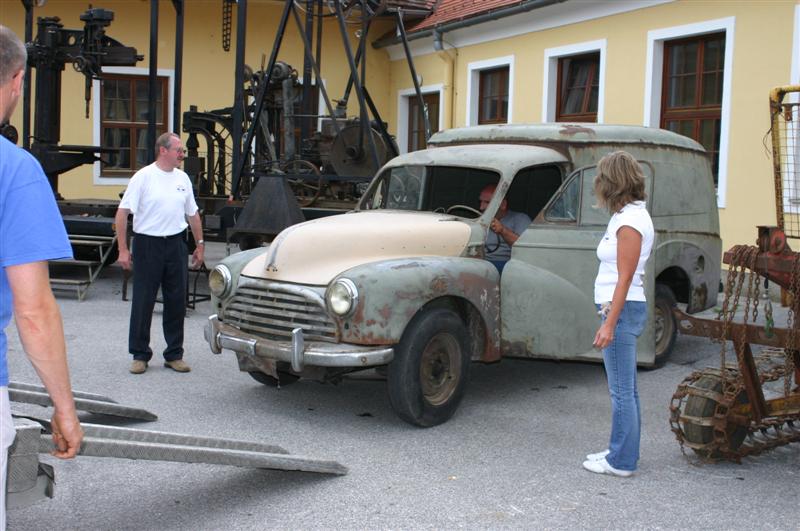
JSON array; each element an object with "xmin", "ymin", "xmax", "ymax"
[
  {"xmin": 24, "ymin": 7, "xmax": 142, "ymax": 194},
  {"xmin": 182, "ymin": 0, "xmax": 435, "ymax": 246},
  {"xmin": 669, "ymin": 86, "xmax": 800, "ymax": 461}
]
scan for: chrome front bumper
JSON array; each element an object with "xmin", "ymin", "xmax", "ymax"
[{"xmin": 204, "ymin": 314, "xmax": 394, "ymax": 372}]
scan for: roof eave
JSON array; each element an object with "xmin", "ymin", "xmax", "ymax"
[{"xmin": 372, "ymin": 0, "xmax": 568, "ymax": 49}]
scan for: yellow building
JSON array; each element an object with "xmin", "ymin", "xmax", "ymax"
[
  {"xmin": 0, "ymin": 0, "xmax": 394, "ymax": 198},
  {"xmin": 2, "ymin": 0, "xmax": 799, "ymax": 250},
  {"xmin": 379, "ymin": 0, "xmax": 800, "ymax": 250}
]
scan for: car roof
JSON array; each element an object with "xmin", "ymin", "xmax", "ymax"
[
  {"xmin": 428, "ymin": 123, "xmax": 705, "ymax": 152},
  {"xmin": 385, "ymin": 144, "xmax": 570, "ymax": 175}
]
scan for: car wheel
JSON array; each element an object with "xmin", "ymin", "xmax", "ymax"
[
  {"xmin": 654, "ymin": 284, "xmax": 678, "ymax": 365},
  {"xmin": 387, "ymin": 308, "xmax": 471, "ymax": 427}
]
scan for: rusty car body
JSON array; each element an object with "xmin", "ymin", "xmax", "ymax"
[{"xmin": 205, "ymin": 123, "xmax": 721, "ymax": 426}]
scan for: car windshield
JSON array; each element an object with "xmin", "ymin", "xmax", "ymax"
[{"xmin": 360, "ymin": 165, "xmax": 501, "ymax": 218}]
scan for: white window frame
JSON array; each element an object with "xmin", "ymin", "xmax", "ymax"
[
  {"xmin": 92, "ymin": 67, "xmax": 175, "ymax": 185},
  {"xmin": 542, "ymin": 39, "xmax": 606, "ymax": 123},
  {"xmin": 793, "ymin": 5, "xmax": 800, "ymax": 87},
  {"xmin": 397, "ymin": 84, "xmax": 445, "ymax": 154},
  {"xmin": 643, "ymin": 17, "xmax": 735, "ymax": 208},
  {"xmin": 466, "ymin": 55, "xmax": 514, "ymax": 126},
  {"xmin": 779, "ymin": 5, "xmax": 800, "ymax": 213}
]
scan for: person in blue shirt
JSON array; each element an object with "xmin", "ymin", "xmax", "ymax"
[
  {"xmin": 478, "ymin": 184, "xmax": 532, "ymax": 274},
  {"xmin": 0, "ymin": 25, "xmax": 83, "ymax": 527}
]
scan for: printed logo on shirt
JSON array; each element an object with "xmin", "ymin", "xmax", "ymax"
[{"xmin": 176, "ymin": 184, "xmax": 186, "ymax": 192}]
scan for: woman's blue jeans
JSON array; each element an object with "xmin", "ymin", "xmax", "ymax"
[{"xmin": 599, "ymin": 300, "xmax": 647, "ymax": 471}]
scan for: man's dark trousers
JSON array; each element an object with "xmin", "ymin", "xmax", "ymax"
[{"xmin": 129, "ymin": 233, "xmax": 187, "ymax": 362}]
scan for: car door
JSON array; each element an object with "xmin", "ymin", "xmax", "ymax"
[{"xmin": 500, "ymin": 164, "xmax": 655, "ymax": 363}]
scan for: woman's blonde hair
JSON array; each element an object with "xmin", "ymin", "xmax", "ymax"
[{"xmin": 593, "ymin": 150, "xmax": 647, "ymax": 213}]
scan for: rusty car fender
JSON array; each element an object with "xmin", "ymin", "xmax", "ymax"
[
  {"xmin": 654, "ymin": 237, "xmax": 722, "ymax": 313},
  {"xmin": 336, "ymin": 256, "xmax": 501, "ymax": 362}
]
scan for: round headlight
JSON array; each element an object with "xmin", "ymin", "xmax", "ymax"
[
  {"xmin": 327, "ymin": 278, "xmax": 358, "ymax": 316},
  {"xmin": 208, "ymin": 264, "xmax": 232, "ymax": 298}
]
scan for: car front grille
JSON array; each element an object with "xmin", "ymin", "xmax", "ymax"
[{"xmin": 222, "ymin": 277, "xmax": 337, "ymax": 342}]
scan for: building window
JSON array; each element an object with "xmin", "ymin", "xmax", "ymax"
[
  {"xmin": 661, "ymin": 32, "xmax": 725, "ymax": 183},
  {"xmin": 100, "ymin": 74, "xmax": 168, "ymax": 176},
  {"xmin": 556, "ymin": 53, "xmax": 599, "ymax": 122},
  {"xmin": 408, "ymin": 93, "xmax": 440, "ymax": 152},
  {"xmin": 478, "ymin": 67, "xmax": 509, "ymax": 125}
]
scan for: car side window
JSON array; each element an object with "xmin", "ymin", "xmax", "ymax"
[
  {"xmin": 544, "ymin": 173, "xmax": 580, "ymax": 221},
  {"xmin": 579, "ymin": 166, "xmax": 610, "ymax": 226}
]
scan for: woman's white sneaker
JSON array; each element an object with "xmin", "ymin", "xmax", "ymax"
[
  {"xmin": 585, "ymin": 449, "xmax": 610, "ymax": 461},
  {"xmin": 582, "ymin": 457, "xmax": 634, "ymax": 477}
]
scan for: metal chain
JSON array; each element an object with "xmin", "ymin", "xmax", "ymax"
[
  {"xmin": 784, "ymin": 254, "xmax": 800, "ymax": 395},
  {"xmin": 719, "ymin": 246, "xmax": 753, "ymax": 379},
  {"xmin": 222, "ymin": 0, "xmax": 233, "ymax": 52},
  {"xmin": 764, "ymin": 279, "xmax": 775, "ymax": 338}
]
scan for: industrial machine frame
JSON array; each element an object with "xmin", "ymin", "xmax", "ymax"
[{"xmin": 669, "ymin": 85, "xmax": 800, "ymax": 461}]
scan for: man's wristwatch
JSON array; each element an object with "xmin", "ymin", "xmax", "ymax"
[{"xmin": 196, "ymin": 239, "xmax": 205, "ymax": 246}]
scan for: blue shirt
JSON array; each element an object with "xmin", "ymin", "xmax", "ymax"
[
  {"xmin": 486, "ymin": 210, "xmax": 532, "ymax": 262},
  {"xmin": 0, "ymin": 136, "xmax": 73, "ymax": 386}
]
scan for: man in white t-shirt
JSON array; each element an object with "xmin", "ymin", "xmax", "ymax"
[
  {"xmin": 115, "ymin": 133, "xmax": 204, "ymax": 374},
  {"xmin": 479, "ymin": 184, "xmax": 532, "ymax": 274}
]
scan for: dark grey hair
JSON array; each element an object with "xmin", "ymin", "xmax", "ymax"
[
  {"xmin": 0, "ymin": 25, "xmax": 27, "ymax": 85},
  {"xmin": 155, "ymin": 132, "xmax": 180, "ymax": 152}
]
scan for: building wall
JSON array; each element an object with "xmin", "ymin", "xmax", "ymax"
[
  {"xmin": 1, "ymin": 0, "xmax": 393, "ymax": 199},
  {"xmin": 387, "ymin": 0, "xmax": 800, "ymax": 251}
]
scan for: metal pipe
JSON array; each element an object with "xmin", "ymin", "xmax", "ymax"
[
  {"xmin": 363, "ymin": 87, "xmax": 398, "ymax": 158},
  {"xmin": 339, "ymin": 18, "xmax": 371, "ymax": 113},
  {"xmin": 434, "ymin": 29, "xmax": 456, "ymax": 130},
  {"xmin": 232, "ymin": 0, "xmax": 292, "ymax": 199},
  {"xmin": 300, "ymin": 0, "xmax": 314, "ymax": 144},
  {"xmin": 147, "ymin": 0, "xmax": 159, "ymax": 164},
  {"xmin": 172, "ymin": 0, "xmax": 184, "ymax": 133},
  {"xmin": 372, "ymin": 0, "xmax": 567, "ymax": 49},
  {"xmin": 314, "ymin": 0, "xmax": 323, "ymax": 86},
  {"xmin": 282, "ymin": 76, "xmax": 295, "ymax": 160},
  {"xmin": 289, "ymin": 6, "xmax": 340, "ymax": 135},
  {"xmin": 334, "ymin": 1, "xmax": 379, "ymax": 171},
  {"xmin": 22, "ymin": 0, "xmax": 34, "ymax": 149},
  {"xmin": 396, "ymin": 10, "xmax": 430, "ymax": 142},
  {"xmin": 231, "ymin": 0, "xmax": 248, "ymax": 197}
]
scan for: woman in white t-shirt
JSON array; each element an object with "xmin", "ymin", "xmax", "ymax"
[{"xmin": 582, "ymin": 151, "xmax": 654, "ymax": 478}]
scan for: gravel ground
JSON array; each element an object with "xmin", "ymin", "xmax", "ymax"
[{"xmin": 5, "ymin": 243, "xmax": 800, "ymax": 530}]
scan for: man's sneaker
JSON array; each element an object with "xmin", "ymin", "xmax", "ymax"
[
  {"xmin": 582, "ymin": 457, "xmax": 634, "ymax": 477},
  {"xmin": 586, "ymin": 449, "xmax": 610, "ymax": 461},
  {"xmin": 129, "ymin": 360, "xmax": 148, "ymax": 374},
  {"xmin": 164, "ymin": 359, "xmax": 191, "ymax": 373}
]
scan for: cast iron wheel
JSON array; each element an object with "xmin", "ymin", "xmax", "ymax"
[
  {"xmin": 248, "ymin": 366, "xmax": 300, "ymax": 387},
  {"xmin": 654, "ymin": 284, "xmax": 678, "ymax": 365},
  {"xmin": 284, "ymin": 159, "xmax": 325, "ymax": 207},
  {"xmin": 387, "ymin": 308, "xmax": 471, "ymax": 427},
  {"xmin": 682, "ymin": 373, "xmax": 749, "ymax": 458}
]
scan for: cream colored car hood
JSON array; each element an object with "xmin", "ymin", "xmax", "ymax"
[{"xmin": 240, "ymin": 211, "xmax": 472, "ymax": 285}]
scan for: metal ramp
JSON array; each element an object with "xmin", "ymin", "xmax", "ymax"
[
  {"xmin": 8, "ymin": 381, "xmax": 156, "ymax": 421},
  {"xmin": 49, "ymin": 234, "xmax": 117, "ymax": 301},
  {"xmin": 7, "ymin": 382, "xmax": 347, "ymax": 507}
]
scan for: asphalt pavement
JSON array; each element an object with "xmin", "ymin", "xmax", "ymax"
[{"xmin": 6, "ymin": 242, "xmax": 800, "ymax": 530}]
